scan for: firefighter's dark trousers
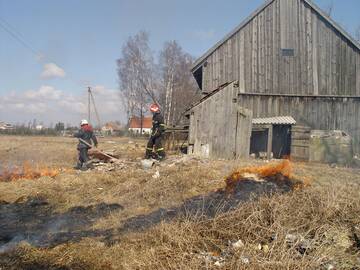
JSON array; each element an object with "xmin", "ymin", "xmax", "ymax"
[
  {"xmin": 77, "ymin": 147, "xmax": 90, "ymax": 168},
  {"xmin": 145, "ymin": 134, "xmax": 165, "ymax": 160}
]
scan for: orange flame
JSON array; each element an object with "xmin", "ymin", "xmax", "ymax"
[
  {"xmin": 0, "ymin": 162, "xmax": 61, "ymax": 182},
  {"xmin": 225, "ymin": 160, "xmax": 311, "ymax": 193}
]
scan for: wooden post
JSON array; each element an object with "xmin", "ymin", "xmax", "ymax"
[{"xmin": 267, "ymin": 124, "xmax": 273, "ymax": 160}]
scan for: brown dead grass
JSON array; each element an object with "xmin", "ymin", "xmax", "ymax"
[
  {"xmin": 0, "ymin": 136, "xmax": 359, "ymax": 269},
  {"xmin": 2, "ymin": 181, "xmax": 359, "ymax": 270},
  {"xmin": 115, "ymin": 182, "xmax": 360, "ymax": 270}
]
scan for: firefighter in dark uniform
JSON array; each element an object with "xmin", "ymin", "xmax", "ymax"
[
  {"xmin": 145, "ymin": 103, "xmax": 166, "ymax": 160},
  {"xmin": 74, "ymin": 119, "xmax": 98, "ymax": 170}
]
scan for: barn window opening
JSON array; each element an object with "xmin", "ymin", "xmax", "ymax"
[
  {"xmin": 193, "ymin": 66, "xmax": 203, "ymax": 90},
  {"xmin": 281, "ymin": 48, "xmax": 295, "ymax": 57}
]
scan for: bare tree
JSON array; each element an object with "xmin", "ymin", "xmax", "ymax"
[
  {"xmin": 356, "ymin": 25, "xmax": 360, "ymax": 42},
  {"xmin": 159, "ymin": 41, "xmax": 200, "ymax": 126},
  {"xmin": 117, "ymin": 31, "xmax": 158, "ymax": 131}
]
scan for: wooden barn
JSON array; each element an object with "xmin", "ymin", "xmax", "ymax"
[{"xmin": 187, "ymin": 0, "xmax": 360, "ymax": 160}]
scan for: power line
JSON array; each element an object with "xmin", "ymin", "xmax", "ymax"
[
  {"xmin": 0, "ymin": 16, "xmax": 88, "ymax": 87},
  {"xmin": 0, "ymin": 16, "xmax": 123, "ymax": 124},
  {"xmin": 0, "ymin": 18, "xmax": 42, "ymax": 58}
]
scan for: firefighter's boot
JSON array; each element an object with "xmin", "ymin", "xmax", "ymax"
[
  {"xmin": 74, "ymin": 162, "xmax": 82, "ymax": 170},
  {"xmin": 156, "ymin": 148, "xmax": 166, "ymax": 161},
  {"xmin": 145, "ymin": 148, "xmax": 153, "ymax": 159}
]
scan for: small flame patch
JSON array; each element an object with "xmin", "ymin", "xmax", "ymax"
[
  {"xmin": 0, "ymin": 162, "xmax": 61, "ymax": 182},
  {"xmin": 225, "ymin": 160, "xmax": 311, "ymax": 193}
]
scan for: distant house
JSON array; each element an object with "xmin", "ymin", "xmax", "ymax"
[
  {"xmin": 101, "ymin": 122, "xmax": 123, "ymax": 135},
  {"xmin": 0, "ymin": 122, "xmax": 14, "ymax": 130},
  {"xmin": 35, "ymin": 125, "xmax": 44, "ymax": 131},
  {"xmin": 128, "ymin": 116, "xmax": 152, "ymax": 135}
]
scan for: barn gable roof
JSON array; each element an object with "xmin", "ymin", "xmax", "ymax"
[{"xmin": 191, "ymin": 0, "xmax": 360, "ymax": 72}]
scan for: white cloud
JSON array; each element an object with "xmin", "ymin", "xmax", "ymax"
[
  {"xmin": 14, "ymin": 103, "xmax": 25, "ymax": 109},
  {"xmin": 58, "ymin": 99, "xmax": 87, "ymax": 114},
  {"xmin": 25, "ymin": 103, "xmax": 48, "ymax": 114},
  {"xmin": 0, "ymin": 85, "xmax": 126, "ymax": 125},
  {"xmin": 40, "ymin": 63, "xmax": 66, "ymax": 79},
  {"xmin": 24, "ymin": 86, "xmax": 62, "ymax": 100}
]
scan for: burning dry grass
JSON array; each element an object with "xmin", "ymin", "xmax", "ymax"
[
  {"xmin": 225, "ymin": 159, "xmax": 311, "ymax": 193},
  {"xmin": 0, "ymin": 162, "xmax": 62, "ymax": 182}
]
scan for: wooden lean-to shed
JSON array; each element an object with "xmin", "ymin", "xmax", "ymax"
[
  {"xmin": 188, "ymin": 0, "xmax": 360, "ymax": 159},
  {"xmin": 188, "ymin": 82, "xmax": 253, "ymax": 159}
]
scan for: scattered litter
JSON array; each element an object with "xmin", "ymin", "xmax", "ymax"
[
  {"xmin": 214, "ymin": 260, "xmax": 225, "ymax": 267},
  {"xmin": 262, "ymin": 244, "xmax": 269, "ymax": 253},
  {"xmin": 152, "ymin": 170, "xmax": 160, "ymax": 179},
  {"xmin": 298, "ymin": 239, "xmax": 312, "ymax": 254},
  {"xmin": 239, "ymin": 256, "xmax": 250, "ymax": 264},
  {"xmin": 141, "ymin": 159, "xmax": 155, "ymax": 170},
  {"xmin": 92, "ymin": 158, "xmax": 136, "ymax": 172},
  {"xmin": 97, "ymin": 187, "xmax": 104, "ymax": 190},
  {"xmin": 285, "ymin": 233, "xmax": 313, "ymax": 254},
  {"xmin": 231, "ymin": 239, "xmax": 245, "ymax": 250},
  {"xmin": 196, "ymin": 251, "xmax": 226, "ymax": 267},
  {"xmin": 285, "ymin": 233, "xmax": 298, "ymax": 244},
  {"xmin": 324, "ymin": 263, "xmax": 335, "ymax": 270},
  {"xmin": 162, "ymin": 155, "xmax": 205, "ymax": 167}
]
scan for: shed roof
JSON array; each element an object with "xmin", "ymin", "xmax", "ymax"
[
  {"xmin": 184, "ymin": 81, "xmax": 233, "ymax": 114},
  {"xmin": 192, "ymin": 0, "xmax": 360, "ymax": 72},
  {"xmin": 252, "ymin": 116, "xmax": 296, "ymax": 125}
]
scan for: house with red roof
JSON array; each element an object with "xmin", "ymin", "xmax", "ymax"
[{"xmin": 128, "ymin": 116, "xmax": 152, "ymax": 135}]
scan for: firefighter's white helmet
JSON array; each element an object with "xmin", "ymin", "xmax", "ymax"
[{"xmin": 80, "ymin": 119, "xmax": 88, "ymax": 126}]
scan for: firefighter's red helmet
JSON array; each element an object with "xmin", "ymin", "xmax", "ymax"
[{"xmin": 150, "ymin": 103, "xmax": 160, "ymax": 113}]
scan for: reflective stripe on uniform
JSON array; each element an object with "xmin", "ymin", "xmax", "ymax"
[
  {"xmin": 156, "ymin": 148, "xmax": 164, "ymax": 152},
  {"xmin": 146, "ymin": 148, "xmax": 153, "ymax": 151},
  {"xmin": 160, "ymin": 124, "xmax": 166, "ymax": 126}
]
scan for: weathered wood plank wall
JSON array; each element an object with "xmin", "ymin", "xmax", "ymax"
[
  {"xmin": 201, "ymin": 0, "xmax": 360, "ymax": 96},
  {"xmin": 291, "ymin": 126, "xmax": 311, "ymax": 160},
  {"xmin": 237, "ymin": 93, "xmax": 360, "ymax": 152},
  {"xmin": 189, "ymin": 84, "xmax": 252, "ymax": 159}
]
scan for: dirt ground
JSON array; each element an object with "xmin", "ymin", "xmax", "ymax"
[{"xmin": 0, "ymin": 135, "xmax": 359, "ymax": 269}]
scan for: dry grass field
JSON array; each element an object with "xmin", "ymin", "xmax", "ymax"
[{"xmin": 0, "ymin": 135, "xmax": 359, "ymax": 269}]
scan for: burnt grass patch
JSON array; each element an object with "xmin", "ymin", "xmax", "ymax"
[
  {"xmin": 0, "ymin": 178, "xmax": 292, "ymax": 251},
  {"xmin": 120, "ymin": 177, "xmax": 293, "ymax": 233},
  {"xmin": 0, "ymin": 196, "xmax": 123, "ymax": 249}
]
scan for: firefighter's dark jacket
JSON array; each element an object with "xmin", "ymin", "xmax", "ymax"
[
  {"xmin": 152, "ymin": 112, "xmax": 166, "ymax": 137},
  {"xmin": 74, "ymin": 125, "xmax": 98, "ymax": 149}
]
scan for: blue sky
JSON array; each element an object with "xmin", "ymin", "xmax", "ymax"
[{"xmin": 0, "ymin": 0, "xmax": 359, "ymax": 125}]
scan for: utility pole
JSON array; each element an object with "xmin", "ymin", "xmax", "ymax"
[
  {"xmin": 88, "ymin": 87, "xmax": 91, "ymax": 123},
  {"xmin": 87, "ymin": 86, "xmax": 101, "ymax": 129}
]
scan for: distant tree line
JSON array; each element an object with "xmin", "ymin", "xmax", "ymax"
[
  {"xmin": 117, "ymin": 31, "xmax": 201, "ymax": 128},
  {"xmin": 0, "ymin": 122, "xmax": 77, "ymax": 136},
  {"xmin": 0, "ymin": 127, "xmax": 58, "ymax": 136}
]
